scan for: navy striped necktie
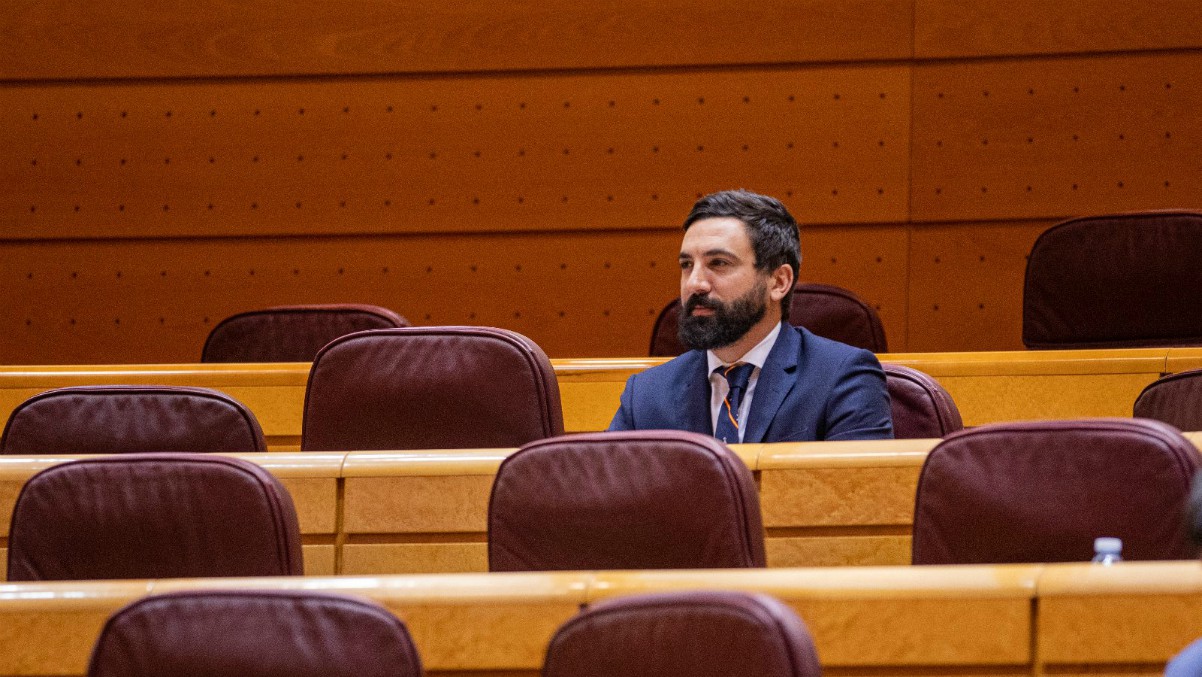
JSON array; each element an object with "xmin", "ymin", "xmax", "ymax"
[{"xmin": 714, "ymin": 362, "xmax": 755, "ymax": 443}]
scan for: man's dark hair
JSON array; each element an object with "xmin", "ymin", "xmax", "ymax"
[{"xmin": 683, "ymin": 189, "xmax": 801, "ymax": 316}]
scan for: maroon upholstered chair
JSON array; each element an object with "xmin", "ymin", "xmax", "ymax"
[
  {"xmin": 0, "ymin": 386, "xmax": 267, "ymax": 455},
  {"xmin": 88, "ymin": 590, "xmax": 422, "ymax": 677},
  {"xmin": 7, "ymin": 453, "xmax": 302, "ymax": 581},
  {"xmin": 883, "ymin": 364, "xmax": 963, "ymax": 439},
  {"xmin": 1023, "ymin": 211, "xmax": 1202, "ymax": 349},
  {"xmin": 543, "ymin": 591, "xmax": 820, "ymax": 677},
  {"xmin": 1134, "ymin": 369, "xmax": 1202, "ymax": 432},
  {"xmin": 650, "ymin": 282, "xmax": 887, "ymax": 356},
  {"xmin": 912, "ymin": 419, "xmax": 1199, "ymax": 565},
  {"xmin": 202, "ymin": 304, "xmax": 410, "ymax": 363},
  {"xmin": 488, "ymin": 431, "xmax": 764, "ymax": 571},
  {"xmin": 302, "ymin": 327, "xmax": 563, "ymax": 451}
]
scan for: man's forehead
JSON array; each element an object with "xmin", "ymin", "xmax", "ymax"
[{"xmin": 680, "ymin": 217, "xmax": 753, "ymax": 256}]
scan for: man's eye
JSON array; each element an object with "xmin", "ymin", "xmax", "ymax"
[{"xmin": 679, "ymin": 260, "xmax": 692, "ymax": 270}]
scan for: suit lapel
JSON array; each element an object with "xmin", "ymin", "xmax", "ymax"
[
  {"xmin": 743, "ymin": 324, "xmax": 800, "ymax": 443},
  {"xmin": 679, "ymin": 351, "xmax": 714, "ymax": 434}
]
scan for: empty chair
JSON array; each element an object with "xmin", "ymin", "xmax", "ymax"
[
  {"xmin": 883, "ymin": 364, "xmax": 963, "ymax": 439},
  {"xmin": 1134, "ymin": 369, "xmax": 1202, "ymax": 432},
  {"xmin": 488, "ymin": 430, "xmax": 764, "ymax": 571},
  {"xmin": 302, "ymin": 327, "xmax": 563, "ymax": 451},
  {"xmin": 8, "ymin": 453, "xmax": 302, "ymax": 580},
  {"xmin": 88, "ymin": 590, "xmax": 423, "ymax": 677},
  {"xmin": 911, "ymin": 419, "xmax": 1199, "ymax": 565},
  {"xmin": 543, "ymin": 591, "xmax": 820, "ymax": 677},
  {"xmin": 202, "ymin": 304, "xmax": 410, "ymax": 362},
  {"xmin": 1, "ymin": 385, "xmax": 267, "ymax": 454},
  {"xmin": 1023, "ymin": 211, "xmax": 1202, "ymax": 349},
  {"xmin": 650, "ymin": 282, "xmax": 887, "ymax": 356}
]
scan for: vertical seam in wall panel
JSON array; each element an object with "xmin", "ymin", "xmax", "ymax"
[{"xmin": 904, "ymin": 0, "xmax": 918, "ymax": 352}]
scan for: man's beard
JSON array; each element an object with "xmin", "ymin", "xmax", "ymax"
[{"xmin": 678, "ymin": 280, "xmax": 769, "ymax": 351}]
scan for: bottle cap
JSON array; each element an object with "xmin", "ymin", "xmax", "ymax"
[{"xmin": 1094, "ymin": 536, "xmax": 1122, "ymax": 554}]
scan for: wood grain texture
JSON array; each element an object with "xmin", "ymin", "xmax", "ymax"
[
  {"xmin": 911, "ymin": 53, "xmax": 1202, "ymax": 222},
  {"xmin": 0, "ymin": 67, "xmax": 909, "ymax": 240},
  {"xmin": 916, "ymin": 0, "xmax": 1202, "ymax": 58},
  {"xmin": 342, "ymin": 543, "xmax": 488, "ymax": 575},
  {"xmin": 766, "ymin": 534, "xmax": 911, "ymax": 567},
  {"xmin": 0, "ymin": 0, "xmax": 912, "ymax": 80}
]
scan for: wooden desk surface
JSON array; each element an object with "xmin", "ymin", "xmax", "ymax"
[
  {"xmin": 2, "ymin": 562, "xmax": 1199, "ymax": 677},
  {"xmin": 0, "ymin": 347, "xmax": 1177, "ymax": 447}
]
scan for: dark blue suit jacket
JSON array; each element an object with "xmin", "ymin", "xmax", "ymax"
[{"xmin": 609, "ymin": 324, "xmax": 893, "ymax": 441}]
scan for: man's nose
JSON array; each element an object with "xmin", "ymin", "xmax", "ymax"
[{"xmin": 683, "ymin": 266, "xmax": 711, "ymax": 295}]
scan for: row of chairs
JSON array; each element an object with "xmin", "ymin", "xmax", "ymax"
[
  {"xmin": 88, "ymin": 588, "xmax": 819, "ymax": 677},
  {"xmin": 0, "ymin": 326, "xmax": 964, "ymax": 454},
  {"xmin": 8, "ymin": 326, "xmax": 1202, "ymax": 454},
  {"xmin": 9, "ymin": 419, "xmax": 1200, "ymax": 581},
  {"xmin": 197, "ymin": 211, "xmax": 1202, "ymax": 361}
]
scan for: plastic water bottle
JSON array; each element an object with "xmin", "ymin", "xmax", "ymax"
[{"xmin": 1091, "ymin": 537, "xmax": 1123, "ymax": 565}]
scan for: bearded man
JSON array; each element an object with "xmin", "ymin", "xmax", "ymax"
[{"xmin": 608, "ymin": 190, "xmax": 893, "ymax": 442}]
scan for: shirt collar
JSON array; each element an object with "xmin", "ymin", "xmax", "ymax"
[{"xmin": 706, "ymin": 321, "xmax": 783, "ymax": 374}]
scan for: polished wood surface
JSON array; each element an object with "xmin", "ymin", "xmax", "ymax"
[
  {"xmin": 0, "ymin": 348, "xmax": 1175, "ymax": 446},
  {"xmin": 2, "ymin": 562, "xmax": 1200, "ymax": 676}
]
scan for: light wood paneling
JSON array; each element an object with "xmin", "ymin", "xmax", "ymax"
[
  {"xmin": 0, "ymin": 67, "xmax": 909, "ymax": 240},
  {"xmin": 907, "ymin": 220, "xmax": 1055, "ymax": 352},
  {"xmin": 589, "ymin": 567, "xmax": 1038, "ymax": 667},
  {"xmin": 915, "ymin": 0, "xmax": 1202, "ymax": 58},
  {"xmin": 0, "ymin": 350, "xmax": 1175, "ymax": 439},
  {"xmin": 9, "ymin": 563, "xmax": 1202, "ymax": 677},
  {"xmin": 1038, "ymin": 561, "xmax": 1202, "ymax": 673},
  {"xmin": 912, "ymin": 52, "xmax": 1202, "ymax": 222},
  {"xmin": 0, "ymin": 1, "xmax": 913, "ymax": 80}
]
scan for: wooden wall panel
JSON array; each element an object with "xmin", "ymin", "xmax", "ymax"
[
  {"xmin": 911, "ymin": 53, "xmax": 1202, "ymax": 223},
  {"xmin": 915, "ymin": 0, "xmax": 1202, "ymax": 58},
  {"xmin": 0, "ymin": 67, "xmax": 910, "ymax": 239},
  {"xmin": 0, "ymin": 1, "xmax": 912, "ymax": 80},
  {"xmin": 799, "ymin": 225, "xmax": 910, "ymax": 351},
  {"xmin": 0, "ymin": 231, "xmax": 685, "ymax": 362},
  {"xmin": 907, "ymin": 221, "xmax": 1052, "ymax": 352}
]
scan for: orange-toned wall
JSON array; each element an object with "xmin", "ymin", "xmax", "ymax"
[{"xmin": 2, "ymin": 1, "xmax": 1200, "ymax": 363}]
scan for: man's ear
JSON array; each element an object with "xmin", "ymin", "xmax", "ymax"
[{"xmin": 768, "ymin": 264, "xmax": 793, "ymax": 301}]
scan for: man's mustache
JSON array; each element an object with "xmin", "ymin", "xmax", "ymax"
[{"xmin": 683, "ymin": 295, "xmax": 721, "ymax": 315}]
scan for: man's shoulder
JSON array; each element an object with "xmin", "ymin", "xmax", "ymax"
[
  {"xmin": 639, "ymin": 349, "xmax": 706, "ymax": 382},
  {"xmin": 789, "ymin": 325, "xmax": 878, "ymax": 359}
]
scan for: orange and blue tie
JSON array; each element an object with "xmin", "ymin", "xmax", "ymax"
[{"xmin": 714, "ymin": 362, "xmax": 755, "ymax": 443}]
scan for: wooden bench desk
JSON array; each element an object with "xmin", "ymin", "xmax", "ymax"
[
  {"xmin": 0, "ymin": 348, "xmax": 1176, "ymax": 449},
  {"xmin": 2, "ymin": 562, "xmax": 1199, "ymax": 677},
  {"xmin": 6, "ymin": 437, "xmax": 1199, "ymax": 579}
]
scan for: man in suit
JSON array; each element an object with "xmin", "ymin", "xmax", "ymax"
[{"xmin": 609, "ymin": 190, "xmax": 892, "ymax": 442}]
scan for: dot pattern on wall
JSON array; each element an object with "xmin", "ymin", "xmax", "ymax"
[
  {"xmin": 0, "ymin": 67, "xmax": 909, "ymax": 241},
  {"xmin": 0, "ymin": 231, "xmax": 685, "ymax": 363},
  {"xmin": 911, "ymin": 52, "xmax": 1201, "ymax": 221},
  {"xmin": 907, "ymin": 221, "xmax": 1055, "ymax": 352}
]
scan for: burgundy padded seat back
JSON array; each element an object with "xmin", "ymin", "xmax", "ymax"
[
  {"xmin": 883, "ymin": 364, "xmax": 963, "ymax": 439},
  {"xmin": 488, "ymin": 431, "xmax": 765, "ymax": 571},
  {"xmin": 1023, "ymin": 211, "xmax": 1202, "ymax": 349},
  {"xmin": 1, "ymin": 386, "xmax": 267, "ymax": 454},
  {"xmin": 7, "ymin": 453, "xmax": 302, "ymax": 581},
  {"xmin": 1134, "ymin": 369, "xmax": 1202, "ymax": 432},
  {"xmin": 202, "ymin": 304, "xmax": 410, "ymax": 363},
  {"xmin": 650, "ymin": 283, "xmax": 887, "ymax": 356},
  {"xmin": 302, "ymin": 327, "xmax": 563, "ymax": 451},
  {"xmin": 543, "ymin": 591, "xmax": 820, "ymax": 677},
  {"xmin": 88, "ymin": 590, "xmax": 423, "ymax": 677},
  {"xmin": 912, "ymin": 419, "xmax": 1199, "ymax": 565}
]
